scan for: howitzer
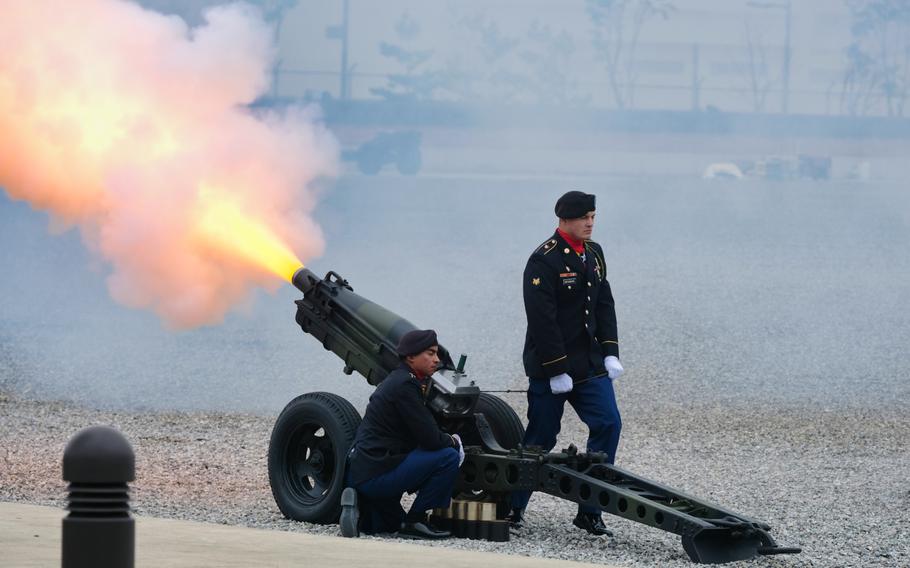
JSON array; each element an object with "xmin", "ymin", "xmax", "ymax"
[{"xmin": 268, "ymin": 268, "xmax": 800, "ymax": 564}]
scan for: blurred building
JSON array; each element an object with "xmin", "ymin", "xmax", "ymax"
[{"xmin": 272, "ymin": 0, "xmax": 862, "ymax": 115}]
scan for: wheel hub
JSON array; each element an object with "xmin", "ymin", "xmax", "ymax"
[{"xmin": 308, "ymin": 450, "xmax": 325, "ymax": 473}]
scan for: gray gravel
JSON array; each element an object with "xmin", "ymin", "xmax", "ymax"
[{"xmin": 2, "ymin": 385, "xmax": 907, "ymax": 567}]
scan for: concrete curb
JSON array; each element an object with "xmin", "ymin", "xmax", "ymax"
[{"xmin": 1, "ymin": 502, "xmax": 618, "ymax": 568}]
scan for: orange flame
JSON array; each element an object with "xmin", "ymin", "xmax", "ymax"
[
  {"xmin": 195, "ymin": 185, "xmax": 303, "ymax": 284},
  {"xmin": 0, "ymin": 0, "xmax": 338, "ymax": 328}
]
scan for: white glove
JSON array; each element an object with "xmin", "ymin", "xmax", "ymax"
[
  {"xmin": 604, "ymin": 356, "xmax": 624, "ymax": 380},
  {"xmin": 452, "ymin": 433, "xmax": 465, "ymax": 467},
  {"xmin": 549, "ymin": 373, "xmax": 573, "ymax": 394}
]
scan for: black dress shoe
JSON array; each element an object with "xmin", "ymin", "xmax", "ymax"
[
  {"xmin": 339, "ymin": 487, "xmax": 360, "ymax": 538},
  {"xmin": 572, "ymin": 513, "xmax": 614, "ymax": 536},
  {"xmin": 508, "ymin": 508, "xmax": 525, "ymax": 528},
  {"xmin": 398, "ymin": 520, "xmax": 451, "ymax": 540}
]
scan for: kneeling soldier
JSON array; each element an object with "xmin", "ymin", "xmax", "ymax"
[{"xmin": 340, "ymin": 329, "xmax": 465, "ymax": 539}]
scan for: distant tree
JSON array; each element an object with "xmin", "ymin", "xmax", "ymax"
[
  {"xmin": 448, "ymin": 14, "xmax": 524, "ymax": 103},
  {"xmin": 586, "ymin": 0, "xmax": 675, "ymax": 109},
  {"xmin": 448, "ymin": 14, "xmax": 589, "ymax": 106},
  {"xmin": 138, "ymin": 0, "xmax": 216, "ymax": 24},
  {"xmin": 841, "ymin": 0, "xmax": 910, "ymax": 116},
  {"xmin": 369, "ymin": 13, "xmax": 449, "ymax": 102},
  {"xmin": 139, "ymin": 0, "xmax": 296, "ymax": 27},
  {"xmin": 840, "ymin": 41, "xmax": 881, "ymax": 115},
  {"xmin": 517, "ymin": 21, "xmax": 591, "ymax": 106},
  {"xmin": 257, "ymin": 0, "xmax": 299, "ymax": 24},
  {"xmin": 744, "ymin": 20, "xmax": 774, "ymax": 112}
]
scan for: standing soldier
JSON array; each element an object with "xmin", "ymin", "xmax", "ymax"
[{"xmin": 510, "ymin": 191, "xmax": 624, "ymax": 536}]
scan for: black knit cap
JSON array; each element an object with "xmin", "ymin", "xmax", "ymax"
[
  {"xmin": 397, "ymin": 329, "xmax": 438, "ymax": 358},
  {"xmin": 555, "ymin": 191, "xmax": 596, "ymax": 219}
]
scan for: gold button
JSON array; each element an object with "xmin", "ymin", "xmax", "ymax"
[
  {"xmin": 587, "ymin": 296, "xmax": 591, "ymax": 301},
  {"xmin": 587, "ymin": 282, "xmax": 592, "ymax": 287},
  {"xmin": 585, "ymin": 310, "xmax": 589, "ymax": 315}
]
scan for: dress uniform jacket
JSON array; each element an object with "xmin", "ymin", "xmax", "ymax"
[
  {"xmin": 348, "ymin": 363, "xmax": 456, "ymax": 486},
  {"xmin": 522, "ymin": 231, "xmax": 619, "ymax": 382}
]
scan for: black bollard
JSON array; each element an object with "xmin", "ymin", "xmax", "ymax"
[{"xmin": 62, "ymin": 426, "xmax": 135, "ymax": 568}]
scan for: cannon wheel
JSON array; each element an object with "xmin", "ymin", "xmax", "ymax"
[
  {"xmin": 472, "ymin": 392, "xmax": 525, "ymax": 449},
  {"xmin": 268, "ymin": 392, "xmax": 361, "ymax": 523}
]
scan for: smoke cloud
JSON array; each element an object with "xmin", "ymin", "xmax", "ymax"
[{"xmin": 0, "ymin": 0, "xmax": 338, "ymax": 328}]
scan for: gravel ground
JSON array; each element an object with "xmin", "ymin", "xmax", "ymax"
[{"xmin": 2, "ymin": 385, "xmax": 907, "ymax": 568}]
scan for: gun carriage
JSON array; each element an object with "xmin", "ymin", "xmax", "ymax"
[{"xmin": 267, "ymin": 267, "xmax": 800, "ymax": 564}]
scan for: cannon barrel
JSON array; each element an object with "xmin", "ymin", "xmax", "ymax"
[
  {"xmin": 291, "ymin": 267, "xmax": 318, "ymax": 295},
  {"xmin": 291, "ymin": 268, "xmax": 479, "ymax": 427},
  {"xmin": 291, "ymin": 266, "xmax": 454, "ymax": 384}
]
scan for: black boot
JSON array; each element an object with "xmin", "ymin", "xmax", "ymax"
[
  {"xmin": 572, "ymin": 512, "xmax": 613, "ymax": 536},
  {"xmin": 339, "ymin": 487, "xmax": 360, "ymax": 538},
  {"xmin": 508, "ymin": 508, "xmax": 525, "ymax": 528}
]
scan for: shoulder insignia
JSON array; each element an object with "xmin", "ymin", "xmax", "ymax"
[
  {"xmin": 531, "ymin": 277, "xmax": 541, "ymax": 286},
  {"xmin": 535, "ymin": 238, "xmax": 558, "ymax": 255}
]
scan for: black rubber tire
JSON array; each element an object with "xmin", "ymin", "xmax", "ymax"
[
  {"xmin": 472, "ymin": 393, "xmax": 525, "ymax": 450},
  {"xmin": 268, "ymin": 392, "xmax": 362, "ymax": 523}
]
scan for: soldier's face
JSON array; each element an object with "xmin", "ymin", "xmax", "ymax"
[
  {"xmin": 407, "ymin": 345, "xmax": 439, "ymax": 377},
  {"xmin": 559, "ymin": 211, "xmax": 596, "ymax": 241}
]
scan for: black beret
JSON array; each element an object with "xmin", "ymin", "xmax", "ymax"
[
  {"xmin": 555, "ymin": 191, "xmax": 595, "ymax": 219},
  {"xmin": 397, "ymin": 329, "xmax": 438, "ymax": 358}
]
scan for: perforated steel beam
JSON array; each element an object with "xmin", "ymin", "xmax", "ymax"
[{"xmin": 455, "ymin": 446, "xmax": 800, "ymax": 563}]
